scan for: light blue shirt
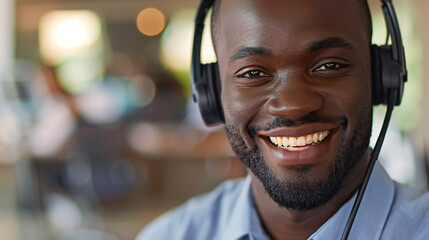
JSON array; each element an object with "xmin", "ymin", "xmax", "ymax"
[{"xmin": 136, "ymin": 162, "xmax": 429, "ymax": 240}]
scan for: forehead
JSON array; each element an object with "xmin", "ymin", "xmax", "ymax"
[{"xmin": 217, "ymin": 0, "xmax": 367, "ymax": 56}]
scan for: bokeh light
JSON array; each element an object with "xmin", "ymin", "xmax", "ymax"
[
  {"xmin": 75, "ymin": 80, "xmax": 127, "ymax": 125},
  {"xmin": 159, "ymin": 8, "xmax": 216, "ymax": 92},
  {"xmin": 160, "ymin": 8, "xmax": 216, "ymax": 71},
  {"xmin": 131, "ymin": 75, "xmax": 157, "ymax": 108},
  {"xmin": 56, "ymin": 54, "xmax": 104, "ymax": 94},
  {"xmin": 136, "ymin": 8, "xmax": 165, "ymax": 36},
  {"xmin": 39, "ymin": 10, "xmax": 102, "ymax": 66}
]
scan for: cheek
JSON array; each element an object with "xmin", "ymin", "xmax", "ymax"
[
  {"xmin": 323, "ymin": 76, "xmax": 372, "ymax": 130},
  {"xmin": 222, "ymin": 87, "xmax": 264, "ymax": 125},
  {"xmin": 348, "ymin": 77, "xmax": 372, "ymax": 115},
  {"xmin": 221, "ymin": 82, "xmax": 270, "ymax": 144}
]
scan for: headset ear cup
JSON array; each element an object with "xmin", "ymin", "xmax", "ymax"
[
  {"xmin": 205, "ymin": 62, "xmax": 224, "ymax": 123},
  {"xmin": 372, "ymin": 44, "xmax": 405, "ymax": 106},
  {"xmin": 371, "ymin": 45, "xmax": 383, "ymax": 105},
  {"xmin": 196, "ymin": 62, "xmax": 224, "ymax": 125}
]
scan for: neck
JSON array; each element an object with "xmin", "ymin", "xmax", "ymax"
[{"xmin": 251, "ymin": 149, "xmax": 371, "ymax": 240}]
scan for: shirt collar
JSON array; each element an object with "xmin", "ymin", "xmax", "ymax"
[
  {"xmin": 310, "ymin": 161, "xmax": 396, "ymax": 240},
  {"xmin": 222, "ymin": 175, "xmax": 253, "ymax": 240},
  {"xmin": 222, "ymin": 162, "xmax": 396, "ymax": 240}
]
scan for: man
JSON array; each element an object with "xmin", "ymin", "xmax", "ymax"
[{"xmin": 137, "ymin": 0, "xmax": 429, "ymax": 239}]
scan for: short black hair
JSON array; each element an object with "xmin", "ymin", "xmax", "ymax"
[{"xmin": 211, "ymin": 0, "xmax": 373, "ymax": 48}]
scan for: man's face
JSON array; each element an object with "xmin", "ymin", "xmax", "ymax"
[{"xmin": 216, "ymin": 0, "xmax": 373, "ymax": 210}]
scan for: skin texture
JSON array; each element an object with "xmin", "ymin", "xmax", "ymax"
[{"xmin": 214, "ymin": 0, "xmax": 373, "ymax": 239}]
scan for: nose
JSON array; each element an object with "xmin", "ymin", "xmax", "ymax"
[{"xmin": 266, "ymin": 75, "xmax": 323, "ymax": 120}]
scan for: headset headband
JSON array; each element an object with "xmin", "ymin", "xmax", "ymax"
[
  {"xmin": 381, "ymin": 0, "xmax": 407, "ymax": 84},
  {"xmin": 191, "ymin": 0, "xmax": 214, "ymax": 86}
]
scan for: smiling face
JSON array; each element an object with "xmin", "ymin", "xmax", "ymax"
[{"xmin": 215, "ymin": 0, "xmax": 373, "ymax": 210}]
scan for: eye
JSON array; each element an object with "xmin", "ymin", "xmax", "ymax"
[
  {"xmin": 233, "ymin": 68, "xmax": 272, "ymax": 87},
  {"xmin": 240, "ymin": 70, "xmax": 270, "ymax": 78},
  {"xmin": 311, "ymin": 60, "xmax": 351, "ymax": 78},
  {"xmin": 314, "ymin": 62, "xmax": 344, "ymax": 72}
]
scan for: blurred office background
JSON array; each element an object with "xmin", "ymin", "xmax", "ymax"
[{"xmin": 0, "ymin": 0, "xmax": 428, "ymax": 239}]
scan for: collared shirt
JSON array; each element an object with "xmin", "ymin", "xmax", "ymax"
[{"xmin": 136, "ymin": 162, "xmax": 429, "ymax": 240}]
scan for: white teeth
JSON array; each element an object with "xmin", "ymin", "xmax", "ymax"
[
  {"xmin": 297, "ymin": 137, "xmax": 306, "ymax": 146},
  {"xmin": 313, "ymin": 133, "xmax": 318, "ymax": 142},
  {"xmin": 276, "ymin": 137, "xmax": 282, "ymax": 146},
  {"xmin": 318, "ymin": 133, "xmax": 324, "ymax": 142},
  {"xmin": 269, "ymin": 130, "xmax": 330, "ymax": 149},
  {"xmin": 289, "ymin": 137, "xmax": 297, "ymax": 147},
  {"xmin": 306, "ymin": 135, "xmax": 313, "ymax": 144},
  {"xmin": 283, "ymin": 137, "xmax": 289, "ymax": 147}
]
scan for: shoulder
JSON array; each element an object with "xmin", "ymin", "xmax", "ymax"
[
  {"xmin": 135, "ymin": 177, "xmax": 249, "ymax": 240},
  {"xmin": 382, "ymin": 183, "xmax": 429, "ymax": 239}
]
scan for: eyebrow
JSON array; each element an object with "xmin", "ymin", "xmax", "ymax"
[
  {"xmin": 307, "ymin": 37, "xmax": 354, "ymax": 52},
  {"xmin": 228, "ymin": 37, "xmax": 353, "ymax": 63},
  {"xmin": 229, "ymin": 46, "xmax": 273, "ymax": 63}
]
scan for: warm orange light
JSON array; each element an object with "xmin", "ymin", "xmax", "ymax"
[{"xmin": 136, "ymin": 8, "xmax": 165, "ymax": 36}]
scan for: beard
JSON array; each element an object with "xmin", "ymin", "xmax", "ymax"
[{"xmin": 225, "ymin": 110, "xmax": 372, "ymax": 211}]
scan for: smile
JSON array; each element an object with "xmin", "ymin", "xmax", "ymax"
[{"xmin": 268, "ymin": 130, "xmax": 330, "ymax": 151}]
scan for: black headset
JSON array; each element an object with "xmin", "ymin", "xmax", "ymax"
[{"xmin": 191, "ymin": 0, "xmax": 407, "ymax": 126}]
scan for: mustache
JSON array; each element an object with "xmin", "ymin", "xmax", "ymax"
[{"xmin": 248, "ymin": 112, "xmax": 347, "ymax": 136}]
